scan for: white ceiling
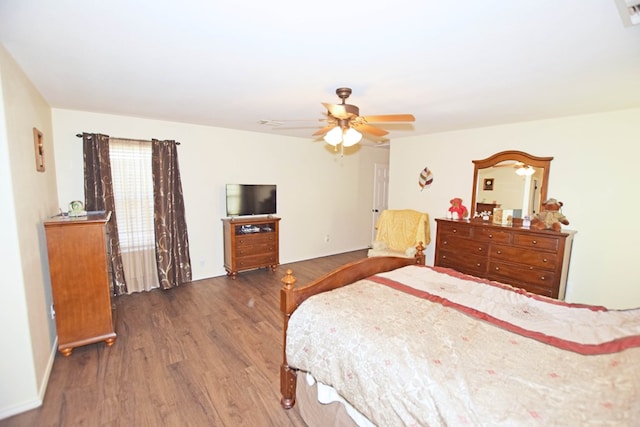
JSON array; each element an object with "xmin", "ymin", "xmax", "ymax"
[{"xmin": 1, "ymin": 1, "xmax": 639, "ymax": 145}]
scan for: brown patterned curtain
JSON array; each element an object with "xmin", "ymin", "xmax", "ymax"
[
  {"xmin": 83, "ymin": 133, "xmax": 128, "ymax": 295},
  {"xmin": 152, "ymin": 139, "xmax": 192, "ymax": 289}
]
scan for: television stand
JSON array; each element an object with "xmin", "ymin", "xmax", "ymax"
[{"xmin": 222, "ymin": 216, "xmax": 280, "ymax": 279}]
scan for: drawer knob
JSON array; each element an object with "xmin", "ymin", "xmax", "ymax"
[
  {"xmin": 476, "ymin": 263, "xmax": 481, "ymax": 267},
  {"xmin": 453, "ymin": 229, "xmax": 457, "ymax": 233},
  {"xmin": 488, "ymin": 234, "xmax": 493, "ymax": 238},
  {"xmin": 494, "ymin": 267, "xmax": 500, "ymax": 271},
  {"xmin": 543, "ymin": 258, "xmax": 548, "ymax": 263},
  {"xmin": 540, "ymin": 276, "xmax": 546, "ymax": 280},
  {"xmin": 532, "ymin": 240, "xmax": 538, "ymax": 245},
  {"xmin": 442, "ymin": 255, "xmax": 447, "ymax": 259},
  {"xmin": 477, "ymin": 247, "xmax": 483, "ymax": 252},
  {"xmin": 496, "ymin": 250, "xmax": 502, "ymax": 254}
]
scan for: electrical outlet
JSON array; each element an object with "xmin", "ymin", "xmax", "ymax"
[
  {"xmin": 324, "ymin": 234, "xmax": 330, "ymax": 243},
  {"xmin": 50, "ymin": 304, "xmax": 55, "ymax": 319}
]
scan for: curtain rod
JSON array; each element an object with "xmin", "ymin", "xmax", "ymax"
[{"xmin": 75, "ymin": 133, "xmax": 180, "ymax": 145}]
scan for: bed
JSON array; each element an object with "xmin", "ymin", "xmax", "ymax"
[{"xmin": 279, "ymin": 246, "xmax": 640, "ymax": 426}]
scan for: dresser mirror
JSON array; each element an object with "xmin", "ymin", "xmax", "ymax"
[{"xmin": 470, "ymin": 151, "xmax": 553, "ymax": 219}]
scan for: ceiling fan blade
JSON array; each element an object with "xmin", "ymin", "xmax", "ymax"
[
  {"xmin": 322, "ymin": 103, "xmax": 359, "ymax": 119},
  {"xmin": 312, "ymin": 125, "xmax": 336, "ymax": 136},
  {"xmin": 352, "ymin": 123, "xmax": 389, "ymax": 137},
  {"xmin": 361, "ymin": 114, "xmax": 415, "ymax": 123}
]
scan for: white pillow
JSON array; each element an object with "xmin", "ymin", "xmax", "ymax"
[
  {"xmin": 371, "ymin": 240, "xmax": 388, "ymax": 251},
  {"xmin": 405, "ymin": 246, "xmax": 417, "ymax": 257}
]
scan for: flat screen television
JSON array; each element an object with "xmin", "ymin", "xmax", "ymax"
[{"xmin": 225, "ymin": 184, "xmax": 277, "ymax": 217}]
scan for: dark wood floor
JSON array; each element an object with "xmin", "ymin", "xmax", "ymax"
[{"xmin": 2, "ymin": 249, "xmax": 368, "ymax": 427}]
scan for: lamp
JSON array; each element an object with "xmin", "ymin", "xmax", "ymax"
[{"xmin": 323, "ymin": 125, "xmax": 362, "ymax": 147}]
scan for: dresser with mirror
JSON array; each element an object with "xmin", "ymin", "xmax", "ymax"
[{"xmin": 434, "ymin": 151, "xmax": 576, "ymax": 299}]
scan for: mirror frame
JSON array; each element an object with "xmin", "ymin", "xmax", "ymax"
[{"xmin": 470, "ymin": 150, "xmax": 553, "ymax": 218}]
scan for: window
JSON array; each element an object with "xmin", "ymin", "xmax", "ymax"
[{"xmin": 109, "ymin": 139, "xmax": 155, "ymax": 252}]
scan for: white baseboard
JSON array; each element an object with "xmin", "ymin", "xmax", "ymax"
[{"xmin": 0, "ymin": 337, "xmax": 57, "ymax": 420}]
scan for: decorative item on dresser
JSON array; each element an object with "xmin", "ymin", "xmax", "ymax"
[
  {"xmin": 44, "ymin": 211, "xmax": 116, "ymax": 356},
  {"xmin": 222, "ymin": 216, "xmax": 280, "ymax": 279},
  {"xmin": 434, "ymin": 218, "xmax": 576, "ymax": 299}
]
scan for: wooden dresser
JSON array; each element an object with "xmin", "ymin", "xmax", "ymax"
[
  {"xmin": 44, "ymin": 211, "xmax": 116, "ymax": 356},
  {"xmin": 434, "ymin": 218, "xmax": 576, "ymax": 299},
  {"xmin": 222, "ymin": 216, "xmax": 280, "ymax": 279}
]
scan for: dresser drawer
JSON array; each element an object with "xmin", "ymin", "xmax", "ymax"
[
  {"xmin": 236, "ymin": 232, "xmax": 276, "ymax": 247},
  {"xmin": 512, "ymin": 233, "xmax": 560, "ymax": 252},
  {"xmin": 236, "ymin": 242, "xmax": 276, "ymax": 257},
  {"xmin": 488, "ymin": 261, "xmax": 556, "ymax": 295},
  {"xmin": 436, "ymin": 222, "xmax": 472, "ymax": 238},
  {"xmin": 236, "ymin": 253, "xmax": 277, "ymax": 269},
  {"xmin": 437, "ymin": 250, "xmax": 487, "ymax": 276},
  {"xmin": 438, "ymin": 235, "xmax": 488, "ymax": 254},
  {"xmin": 491, "ymin": 245, "xmax": 558, "ymax": 270},
  {"xmin": 474, "ymin": 227, "xmax": 511, "ymax": 243}
]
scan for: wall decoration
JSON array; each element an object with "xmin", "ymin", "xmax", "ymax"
[
  {"xmin": 33, "ymin": 127, "xmax": 45, "ymax": 172},
  {"xmin": 483, "ymin": 178, "xmax": 494, "ymax": 191},
  {"xmin": 418, "ymin": 166, "xmax": 434, "ymax": 191}
]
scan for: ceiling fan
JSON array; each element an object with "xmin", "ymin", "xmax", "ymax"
[
  {"xmin": 313, "ymin": 87, "xmax": 415, "ymax": 147},
  {"xmin": 493, "ymin": 161, "xmax": 537, "ymax": 176}
]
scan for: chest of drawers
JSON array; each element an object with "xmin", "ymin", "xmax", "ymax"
[
  {"xmin": 434, "ymin": 218, "xmax": 576, "ymax": 299},
  {"xmin": 44, "ymin": 211, "xmax": 116, "ymax": 355},
  {"xmin": 222, "ymin": 217, "xmax": 280, "ymax": 279}
]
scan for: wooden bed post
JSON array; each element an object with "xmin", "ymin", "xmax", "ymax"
[
  {"xmin": 280, "ymin": 269, "xmax": 297, "ymax": 409},
  {"xmin": 415, "ymin": 241, "xmax": 426, "ymax": 266}
]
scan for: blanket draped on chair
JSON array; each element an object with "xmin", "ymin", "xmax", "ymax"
[{"xmin": 368, "ymin": 209, "xmax": 430, "ymax": 257}]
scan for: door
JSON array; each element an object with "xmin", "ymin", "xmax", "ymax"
[{"xmin": 371, "ymin": 163, "xmax": 389, "ymax": 243}]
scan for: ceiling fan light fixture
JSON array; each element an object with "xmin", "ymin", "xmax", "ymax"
[
  {"xmin": 516, "ymin": 165, "xmax": 535, "ymax": 176},
  {"xmin": 342, "ymin": 127, "xmax": 362, "ymax": 147},
  {"xmin": 316, "ymin": 87, "xmax": 415, "ymax": 148},
  {"xmin": 323, "ymin": 126, "xmax": 343, "ymax": 146}
]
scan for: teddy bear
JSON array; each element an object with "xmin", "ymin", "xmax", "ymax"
[
  {"xmin": 530, "ymin": 198, "xmax": 569, "ymax": 231},
  {"xmin": 448, "ymin": 197, "xmax": 469, "ymax": 220}
]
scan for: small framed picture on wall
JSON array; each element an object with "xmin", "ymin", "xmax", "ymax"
[
  {"xmin": 33, "ymin": 127, "xmax": 45, "ymax": 172},
  {"xmin": 483, "ymin": 178, "xmax": 494, "ymax": 191}
]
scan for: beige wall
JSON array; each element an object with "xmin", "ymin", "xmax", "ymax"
[
  {"xmin": 0, "ymin": 45, "xmax": 58, "ymax": 418},
  {"xmin": 51, "ymin": 109, "xmax": 390, "ymax": 280},
  {"xmin": 388, "ymin": 108, "xmax": 640, "ymax": 309}
]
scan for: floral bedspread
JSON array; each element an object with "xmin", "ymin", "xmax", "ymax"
[{"xmin": 286, "ymin": 266, "xmax": 640, "ymax": 426}]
